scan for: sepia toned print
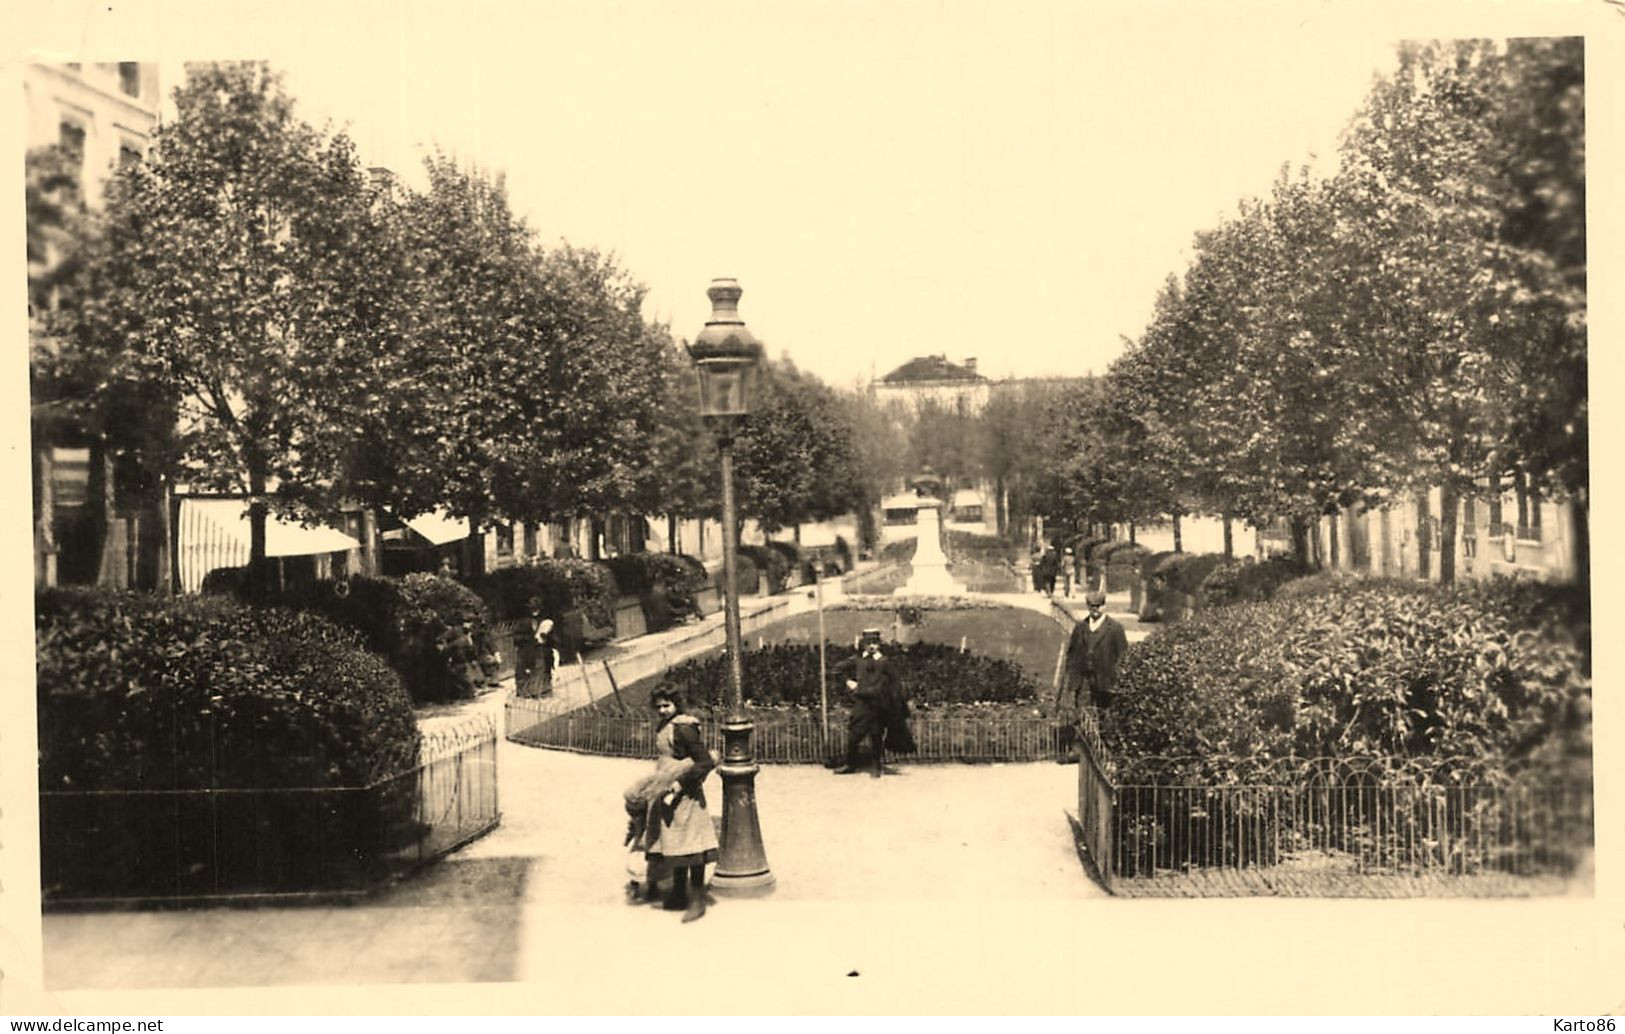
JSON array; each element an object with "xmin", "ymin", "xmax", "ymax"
[{"xmin": 5, "ymin": 0, "xmax": 1619, "ymax": 1019}]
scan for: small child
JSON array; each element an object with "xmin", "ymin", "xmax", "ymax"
[{"xmin": 621, "ymin": 758, "xmax": 689, "ymax": 903}]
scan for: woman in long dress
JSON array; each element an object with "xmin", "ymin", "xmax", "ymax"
[{"xmin": 622, "ymin": 689, "xmax": 718, "ymax": 922}]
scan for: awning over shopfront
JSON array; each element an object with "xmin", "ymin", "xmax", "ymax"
[
  {"xmin": 176, "ymin": 498, "xmax": 361, "ymax": 592},
  {"xmin": 402, "ymin": 510, "xmax": 471, "ymax": 546}
]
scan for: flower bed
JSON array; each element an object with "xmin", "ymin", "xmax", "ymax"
[
  {"xmin": 508, "ymin": 603, "xmax": 1073, "ymax": 764},
  {"xmin": 507, "ymin": 702, "xmax": 1063, "ymax": 764}
]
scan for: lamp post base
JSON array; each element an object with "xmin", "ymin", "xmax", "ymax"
[{"xmin": 711, "ymin": 719, "xmax": 775, "ymax": 896}]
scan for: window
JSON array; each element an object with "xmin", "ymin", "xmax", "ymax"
[
  {"xmin": 118, "ymin": 62, "xmax": 140, "ymax": 97},
  {"xmin": 58, "ymin": 121, "xmax": 85, "ymax": 167},
  {"xmin": 495, "ymin": 523, "xmax": 515, "ymax": 557},
  {"xmin": 119, "ymin": 143, "xmax": 143, "ymax": 167}
]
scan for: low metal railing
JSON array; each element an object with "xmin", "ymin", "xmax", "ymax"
[
  {"xmin": 40, "ymin": 714, "xmax": 500, "ymax": 907},
  {"xmin": 506, "ymin": 701, "xmax": 1066, "ymax": 765},
  {"xmin": 1091, "ymin": 753, "xmax": 1592, "ymax": 895},
  {"xmin": 494, "ymin": 597, "xmax": 791, "ymax": 703}
]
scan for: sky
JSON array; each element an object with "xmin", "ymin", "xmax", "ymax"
[
  {"xmin": 258, "ymin": 1, "xmax": 1403, "ymax": 388},
  {"xmin": 14, "ymin": 1, "xmax": 1621, "ymax": 389},
  {"xmin": 21, "ymin": 0, "xmax": 1609, "ymax": 389}
]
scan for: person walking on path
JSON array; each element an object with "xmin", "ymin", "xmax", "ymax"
[
  {"xmin": 1057, "ymin": 590, "xmax": 1130, "ymax": 718},
  {"xmin": 833, "ymin": 630, "xmax": 906, "ymax": 777},
  {"xmin": 1061, "ymin": 546, "xmax": 1077, "ymax": 597},
  {"xmin": 515, "ymin": 603, "xmax": 559, "ymax": 698},
  {"xmin": 622, "ymin": 689, "xmax": 718, "ymax": 922}
]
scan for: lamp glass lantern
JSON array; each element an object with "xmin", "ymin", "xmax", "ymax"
[
  {"xmin": 691, "ymin": 355, "xmax": 758, "ymax": 420},
  {"xmin": 686, "ymin": 278, "xmax": 763, "ymax": 423}
]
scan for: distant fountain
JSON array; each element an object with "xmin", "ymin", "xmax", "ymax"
[{"xmin": 894, "ymin": 469, "xmax": 966, "ymax": 596}]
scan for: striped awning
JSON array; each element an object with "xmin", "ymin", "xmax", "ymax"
[
  {"xmin": 403, "ymin": 510, "xmax": 471, "ymax": 546},
  {"xmin": 176, "ymin": 498, "xmax": 360, "ymax": 592}
]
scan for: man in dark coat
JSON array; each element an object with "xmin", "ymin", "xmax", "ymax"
[
  {"xmin": 833, "ymin": 631, "xmax": 907, "ymax": 777},
  {"xmin": 1058, "ymin": 590, "xmax": 1130, "ymax": 715}
]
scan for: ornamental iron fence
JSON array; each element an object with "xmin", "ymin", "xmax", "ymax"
[
  {"xmin": 1077, "ymin": 744, "xmax": 1592, "ymax": 896},
  {"xmin": 40, "ymin": 714, "xmax": 499, "ymax": 907}
]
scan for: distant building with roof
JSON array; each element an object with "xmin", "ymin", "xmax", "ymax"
[{"xmin": 873, "ymin": 354, "xmax": 991, "ymax": 415}]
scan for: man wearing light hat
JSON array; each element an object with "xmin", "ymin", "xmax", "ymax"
[{"xmin": 1058, "ymin": 590, "xmax": 1129, "ymax": 718}]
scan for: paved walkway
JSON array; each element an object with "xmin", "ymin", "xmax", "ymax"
[{"xmin": 20, "ymin": 572, "xmax": 1619, "ymax": 1013}]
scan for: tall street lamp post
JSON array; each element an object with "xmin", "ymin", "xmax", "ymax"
[{"xmin": 687, "ymin": 277, "xmax": 774, "ymax": 895}]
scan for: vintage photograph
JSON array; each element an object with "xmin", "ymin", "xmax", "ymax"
[{"xmin": 5, "ymin": 0, "xmax": 1616, "ymax": 1018}]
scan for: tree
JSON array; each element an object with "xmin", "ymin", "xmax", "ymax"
[
  {"xmin": 843, "ymin": 388, "xmax": 912, "ymax": 550},
  {"xmin": 730, "ymin": 358, "xmax": 864, "ymax": 536},
  {"xmin": 1334, "ymin": 38, "xmax": 1584, "ymax": 583},
  {"xmin": 976, "ymin": 380, "xmax": 1065, "ymax": 538},
  {"xmin": 907, "ymin": 397, "xmax": 981, "ymax": 487},
  {"xmin": 66, "ymin": 62, "xmax": 397, "ymax": 595},
  {"xmin": 377, "ymin": 157, "xmax": 674, "ymax": 564}
]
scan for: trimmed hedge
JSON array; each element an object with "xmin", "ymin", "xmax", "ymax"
[
  {"xmin": 601, "ymin": 552, "xmax": 709, "ymax": 629},
  {"xmin": 717, "ymin": 551, "xmax": 761, "ymax": 597},
  {"xmin": 36, "ymin": 588, "xmax": 422, "ymax": 896},
  {"xmin": 739, "ymin": 543, "xmax": 791, "ymax": 592},
  {"xmin": 203, "ymin": 569, "xmax": 494, "ymax": 704},
  {"xmin": 1197, "ymin": 554, "xmax": 1310, "ymax": 605},
  {"xmin": 647, "ymin": 641, "xmax": 1038, "ymax": 713},
  {"xmin": 470, "ymin": 557, "xmax": 618, "ymax": 636},
  {"xmin": 880, "ymin": 538, "xmax": 917, "ymax": 564},
  {"xmin": 1073, "ymin": 535, "xmax": 1112, "ymax": 562},
  {"xmin": 647, "ymin": 553, "xmax": 709, "ymax": 618},
  {"xmin": 1103, "ymin": 580, "xmax": 1592, "ymax": 781},
  {"xmin": 1097, "ymin": 541, "xmax": 1150, "ymax": 565},
  {"xmin": 944, "ymin": 530, "xmax": 1014, "ymax": 555}
]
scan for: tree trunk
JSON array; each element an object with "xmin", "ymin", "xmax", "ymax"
[
  {"xmin": 793, "ymin": 523, "xmax": 802, "ymax": 545},
  {"xmin": 1438, "ymin": 482, "xmax": 1459, "ymax": 586},
  {"xmin": 1571, "ymin": 490, "xmax": 1589, "ymax": 596},
  {"xmin": 1486, "ymin": 470, "xmax": 1502, "ymax": 535},
  {"xmin": 1328, "ymin": 512, "xmax": 1340, "ymax": 570},
  {"xmin": 157, "ymin": 476, "xmax": 174, "ymax": 595},
  {"xmin": 1415, "ymin": 493, "xmax": 1431, "ymax": 581},
  {"xmin": 1172, "ymin": 512, "xmax": 1183, "ymax": 554},
  {"xmin": 994, "ymin": 475, "xmax": 1007, "ymax": 537},
  {"xmin": 1379, "ymin": 506, "xmax": 1392, "ymax": 575},
  {"xmin": 467, "ymin": 510, "xmax": 488, "ymax": 576},
  {"xmin": 247, "ymin": 466, "xmax": 271, "ymax": 600},
  {"xmin": 1128, "ymin": 521, "xmax": 1136, "ymax": 545},
  {"xmin": 1222, "ymin": 513, "xmax": 1233, "ymax": 559},
  {"xmin": 92, "ymin": 441, "xmax": 118, "ymax": 586},
  {"xmin": 35, "ymin": 445, "xmax": 57, "ymax": 587},
  {"xmin": 360, "ymin": 508, "xmax": 379, "ymax": 575},
  {"xmin": 1289, "ymin": 515, "xmax": 1311, "ymax": 568},
  {"xmin": 668, "ymin": 513, "xmax": 680, "ymax": 554}
]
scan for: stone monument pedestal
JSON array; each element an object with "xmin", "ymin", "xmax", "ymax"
[{"xmin": 895, "ymin": 497, "xmax": 965, "ymax": 596}]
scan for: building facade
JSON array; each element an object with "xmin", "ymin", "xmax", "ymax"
[{"xmin": 27, "ymin": 62, "xmax": 162, "ymax": 588}]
